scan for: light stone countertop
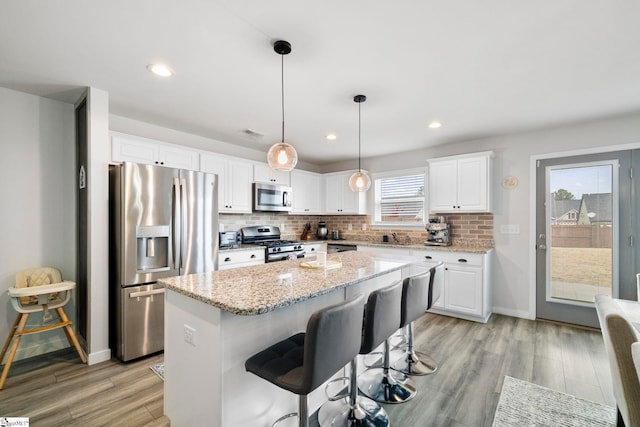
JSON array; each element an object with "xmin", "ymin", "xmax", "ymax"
[
  {"xmin": 159, "ymin": 251, "xmax": 422, "ymax": 315},
  {"xmin": 322, "ymin": 240, "xmax": 492, "ymax": 254},
  {"xmin": 219, "ymin": 240, "xmax": 492, "ymax": 254}
]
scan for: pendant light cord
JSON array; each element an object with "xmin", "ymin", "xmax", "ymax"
[
  {"xmin": 358, "ymin": 101, "xmax": 362, "ymax": 172},
  {"xmin": 281, "ymin": 54, "xmax": 285, "ymax": 143}
]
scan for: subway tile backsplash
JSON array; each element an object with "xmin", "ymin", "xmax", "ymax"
[{"xmin": 220, "ymin": 213, "xmax": 494, "ymax": 248}]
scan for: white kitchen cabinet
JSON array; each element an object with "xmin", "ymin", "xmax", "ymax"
[
  {"xmin": 324, "ymin": 171, "xmax": 367, "ymax": 215},
  {"xmin": 427, "ymin": 151, "xmax": 493, "ymax": 213},
  {"xmin": 218, "ymin": 248, "xmax": 265, "ymax": 270},
  {"xmin": 201, "ymin": 153, "xmax": 253, "ymax": 214},
  {"xmin": 111, "ymin": 133, "xmax": 200, "ymax": 170},
  {"xmin": 412, "ymin": 249, "xmax": 492, "ymax": 322},
  {"xmin": 291, "ymin": 170, "xmax": 324, "ymax": 214},
  {"xmin": 253, "ymin": 163, "xmax": 291, "ymax": 185},
  {"xmin": 304, "ymin": 242, "xmax": 327, "ymax": 258}
]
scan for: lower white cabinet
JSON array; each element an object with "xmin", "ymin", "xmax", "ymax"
[
  {"xmin": 218, "ymin": 248, "xmax": 265, "ymax": 270},
  {"xmin": 412, "ymin": 249, "xmax": 492, "ymax": 323}
]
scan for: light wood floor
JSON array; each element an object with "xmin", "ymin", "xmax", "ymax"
[{"xmin": 0, "ymin": 313, "xmax": 613, "ymax": 427}]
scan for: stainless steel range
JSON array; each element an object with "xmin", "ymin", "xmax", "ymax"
[{"xmin": 241, "ymin": 225, "xmax": 305, "ymax": 262}]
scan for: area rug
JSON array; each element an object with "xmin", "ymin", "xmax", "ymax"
[
  {"xmin": 150, "ymin": 362, "xmax": 165, "ymax": 381},
  {"xmin": 492, "ymin": 376, "xmax": 616, "ymax": 427}
]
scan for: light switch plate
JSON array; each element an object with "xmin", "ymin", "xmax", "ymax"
[{"xmin": 500, "ymin": 224, "xmax": 520, "ymax": 234}]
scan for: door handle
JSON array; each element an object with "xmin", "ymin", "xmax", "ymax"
[
  {"xmin": 538, "ymin": 244, "xmax": 547, "ymax": 251},
  {"xmin": 130, "ymin": 288, "xmax": 165, "ymax": 298},
  {"xmin": 173, "ymin": 178, "xmax": 181, "ymax": 269}
]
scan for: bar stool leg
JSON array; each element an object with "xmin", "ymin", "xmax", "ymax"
[
  {"xmin": 392, "ymin": 321, "xmax": 437, "ymax": 376},
  {"xmin": 357, "ymin": 339, "xmax": 417, "ymax": 404},
  {"xmin": 317, "ymin": 358, "xmax": 389, "ymax": 426}
]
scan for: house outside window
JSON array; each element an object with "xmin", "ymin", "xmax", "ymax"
[{"xmin": 372, "ymin": 168, "xmax": 426, "ymax": 227}]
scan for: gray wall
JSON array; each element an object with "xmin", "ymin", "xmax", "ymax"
[{"xmin": 0, "ymin": 87, "xmax": 76, "ymax": 359}]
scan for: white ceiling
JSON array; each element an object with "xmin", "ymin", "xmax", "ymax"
[{"xmin": 2, "ymin": 1, "xmax": 639, "ymax": 165}]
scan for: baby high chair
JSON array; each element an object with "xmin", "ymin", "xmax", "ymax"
[{"xmin": 0, "ymin": 267, "xmax": 87, "ymax": 389}]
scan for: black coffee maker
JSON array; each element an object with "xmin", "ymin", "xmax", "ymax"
[{"xmin": 317, "ymin": 221, "xmax": 328, "ymax": 240}]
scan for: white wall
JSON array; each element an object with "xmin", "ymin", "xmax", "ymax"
[
  {"xmin": 332, "ymin": 112, "xmax": 640, "ymax": 318},
  {"xmin": 0, "ymin": 87, "xmax": 76, "ymax": 359}
]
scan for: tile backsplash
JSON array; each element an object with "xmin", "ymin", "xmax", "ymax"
[{"xmin": 220, "ymin": 213, "xmax": 494, "ymax": 248}]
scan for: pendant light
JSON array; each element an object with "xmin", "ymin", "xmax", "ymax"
[
  {"xmin": 267, "ymin": 40, "xmax": 298, "ymax": 171},
  {"xmin": 349, "ymin": 94, "xmax": 371, "ymax": 192}
]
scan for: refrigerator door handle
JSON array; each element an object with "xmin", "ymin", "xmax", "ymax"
[
  {"xmin": 180, "ymin": 177, "xmax": 187, "ymax": 271},
  {"xmin": 173, "ymin": 177, "xmax": 182, "ymax": 270}
]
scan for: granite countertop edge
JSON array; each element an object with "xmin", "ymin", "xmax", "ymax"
[{"xmin": 159, "ymin": 253, "xmax": 415, "ymax": 315}]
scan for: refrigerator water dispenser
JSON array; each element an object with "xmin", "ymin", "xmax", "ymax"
[{"xmin": 136, "ymin": 225, "xmax": 170, "ymax": 272}]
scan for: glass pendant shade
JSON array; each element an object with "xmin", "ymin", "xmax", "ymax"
[
  {"xmin": 349, "ymin": 170, "xmax": 371, "ymax": 192},
  {"xmin": 267, "ymin": 141, "xmax": 298, "ymax": 171}
]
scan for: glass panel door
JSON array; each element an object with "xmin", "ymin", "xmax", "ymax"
[
  {"xmin": 547, "ymin": 162, "xmax": 616, "ymax": 304},
  {"xmin": 536, "ymin": 151, "xmax": 634, "ymax": 328}
]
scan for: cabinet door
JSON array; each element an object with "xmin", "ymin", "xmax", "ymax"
[
  {"xmin": 112, "ymin": 136, "xmax": 159, "ymax": 165},
  {"xmin": 291, "ymin": 170, "xmax": 323, "ymax": 214},
  {"xmin": 227, "ymin": 160, "xmax": 253, "ymax": 213},
  {"xmin": 254, "ymin": 163, "xmax": 290, "ymax": 185},
  {"xmin": 200, "ymin": 154, "xmax": 229, "ymax": 211},
  {"xmin": 428, "ymin": 159, "xmax": 458, "ymax": 212},
  {"xmin": 444, "ymin": 265, "xmax": 483, "ymax": 316},
  {"xmin": 158, "ymin": 145, "xmax": 200, "ymax": 171},
  {"xmin": 325, "ymin": 174, "xmax": 344, "ymax": 213},
  {"xmin": 324, "ymin": 172, "xmax": 366, "ymax": 214},
  {"xmin": 457, "ymin": 156, "xmax": 488, "ymax": 211}
]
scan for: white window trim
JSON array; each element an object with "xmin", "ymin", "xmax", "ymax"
[{"xmin": 370, "ymin": 167, "xmax": 427, "ymax": 229}]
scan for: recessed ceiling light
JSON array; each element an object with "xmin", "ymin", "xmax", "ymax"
[
  {"xmin": 326, "ymin": 134, "xmax": 337, "ymax": 140},
  {"xmin": 429, "ymin": 121, "xmax": 442, "ymax": 129},
  {"xmin": 147, "ymin": 64, "xmax": 174, "ymax": 77}
]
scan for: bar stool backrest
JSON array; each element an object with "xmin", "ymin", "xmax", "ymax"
[
  {"xmin": 400, "ymin": 271, "xmax": 432, "ymax": 327},
  {"xmin": 303, "ymin": 294, "xmax": 365, "ymax": 392},
  {"xmin": 360, "ymin": 280, "xmax": 403, "ymax": 354}
]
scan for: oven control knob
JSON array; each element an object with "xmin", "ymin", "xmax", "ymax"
[{"xmin": 276, "ymin": 247, "xmax": 281, "ymax": 252}]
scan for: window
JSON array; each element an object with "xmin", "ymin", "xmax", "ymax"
[{"xmin": 372, "ymin": 168, "xmax": 426, "ymax": 227}]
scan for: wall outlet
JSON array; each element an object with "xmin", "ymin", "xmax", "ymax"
[
  {"xmin": 280, "ymin": 223, "xmax": 285, "ymax": 231},
  {"xmin": 184, "ymin": 325, "xmax": 196, "ymax": 346},
  {"xmin": 348, "ymin": 224, "xmax": 353, "ymax": 230},
  {"xmin": 361, "ymin": 223, "xmax": 367, "ymax": 231}
]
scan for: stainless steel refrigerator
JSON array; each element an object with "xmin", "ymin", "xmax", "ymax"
[{"xmin": 109, "ymin": 162, "xmax": 219, "ymax": 361}]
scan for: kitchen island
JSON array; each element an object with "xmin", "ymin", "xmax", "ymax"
[{"xmin": 159, "ymin": 251, "xmax": 425, "ymax": 427}]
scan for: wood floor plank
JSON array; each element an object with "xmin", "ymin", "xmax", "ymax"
[{"xmin": 0, "ymin": 313, "xmax": 614, "ymax": 427}]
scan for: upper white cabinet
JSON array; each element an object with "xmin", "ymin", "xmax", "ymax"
[
  {"xmin": 291, "ymin": 170, "xmax": 324, "ymax": 214},
  {"xmin": 324, "ymin": 171, "xmax": 367, "ymax": 215},
  {"xmin": 111, "ymin": 134, "xmax": 200, "ymax": 171},
  {"xmin": 253, "ymin": 163, "xmax": 291, "ymax": 185},
  {"xmin": 201, "ymin": 153, "xmax": 253, "ymax": 214},
  {"xmin": 427, "ymin": 151, "xmax": 493, "ymax": 213}
]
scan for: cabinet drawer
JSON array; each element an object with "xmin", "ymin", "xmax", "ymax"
[
  {"xmin": 218, "ymin": 249, "xmax": 265, "ymax": 267},
  {"xmin": 413, "ymin": 250, "xmax": 483, "ymax": 267}
]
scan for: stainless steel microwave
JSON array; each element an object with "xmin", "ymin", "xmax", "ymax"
[{"xmin": 253, "ymin": 182, "xmax": 292, "ymax": 212}]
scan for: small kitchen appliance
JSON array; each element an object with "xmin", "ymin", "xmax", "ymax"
[
  {"xmin": 241, "ymin": 225, "xmax": 305, "ymax": 262},
  {"xmin": 253, "ymin": 182, "xmax": 292, "ymax": 212},
  {"xmin": 219, "ymin": 231, "xmax": 240, "ymax": 248},
  {"xmin": 317, "ymin": 221, "xmax": 328, "ymax": 240},
  {"xmin": 425, "ymin": 217, "xmax": 451, "ymax": 246}
]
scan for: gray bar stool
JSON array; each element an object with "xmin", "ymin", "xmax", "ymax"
[
  {"xmin": 318, "ymin": 284, "xmax": 406, "ymax": 426},
  {"xmin": 392, "ymin": 267, "xmax": 439, "ymax": 376},
  {"xmin": 245, "ymin": 295, "xmax": 364, "ymax": 427},
  {"xmin": 357, "ymin": 280, "xmax": 417, "ymax": 404}
]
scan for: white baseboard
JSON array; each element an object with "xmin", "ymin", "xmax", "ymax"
[
  {"xmin": 87, "ymin": 348, "xmax": 111, "ymax": 365},
  {"xmin": 492, "ymin": 306, "xmax": 532, "ymax": 320}
]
